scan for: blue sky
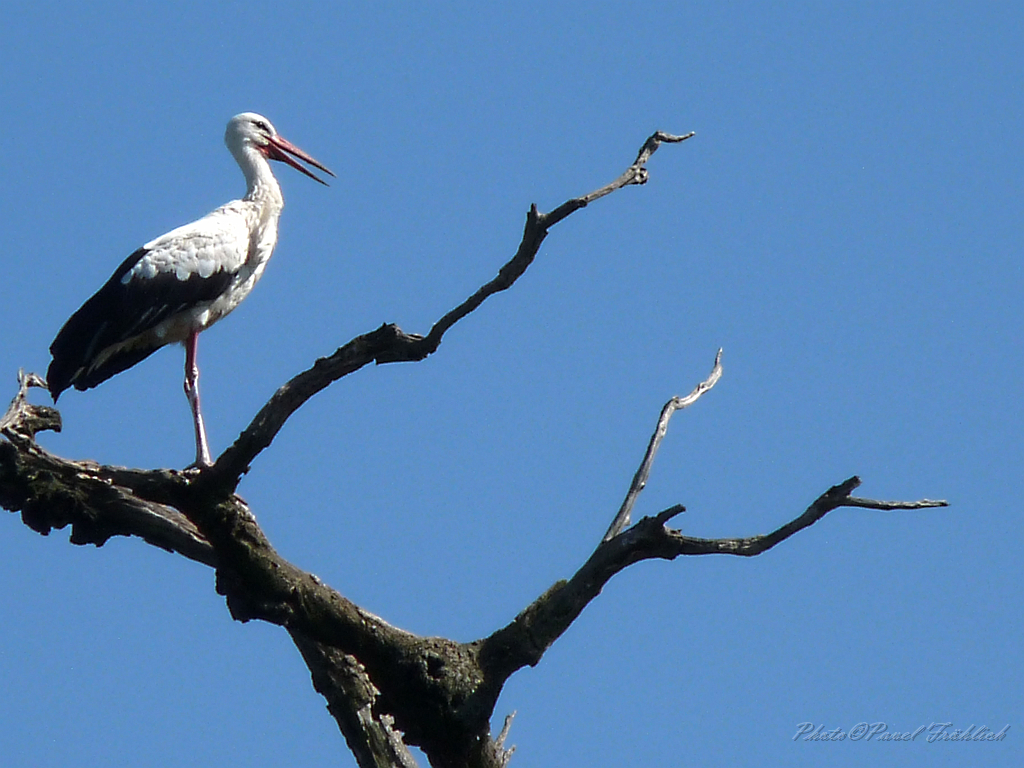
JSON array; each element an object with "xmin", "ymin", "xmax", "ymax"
[{"xmin": 1, "ymin": 3, "xmax": 1020, "ymax": 767}]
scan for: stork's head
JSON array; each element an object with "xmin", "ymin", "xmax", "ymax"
[{"xmin": 225, "ymin": 112, "xmax": 334, "ymax": 185}]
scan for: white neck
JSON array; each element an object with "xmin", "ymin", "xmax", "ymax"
[{"xmin": 232, "ymin": 143, "xmax": 284, "ymax": 212}]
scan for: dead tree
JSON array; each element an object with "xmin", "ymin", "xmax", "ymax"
[{"xmin": 0, "ymin": 131, "xmax": 946, "ymax": 768}]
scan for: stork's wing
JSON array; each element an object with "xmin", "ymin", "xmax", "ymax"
[{"xmin": 47, "ymin": 205, "xmax": 252, "ymax": 399}]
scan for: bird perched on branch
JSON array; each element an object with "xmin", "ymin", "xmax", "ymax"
[{"xmin": 47, "ymin": 112, "xmax": 333, "ymax": 466}]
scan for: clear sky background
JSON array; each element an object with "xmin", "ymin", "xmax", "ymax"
[{"xmin": 1, "ymin": 3, "xmax": 1020, "ymax": 767}]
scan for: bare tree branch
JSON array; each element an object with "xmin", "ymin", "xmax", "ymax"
[
  {"xmin": 603, "ymin": 348, "xmax": 723, "ymax": 542},
  {"xmin": 206, "ymin": 130, "xmax": 697, "ymax": 490},
  {"xmin": 842, "ymin": 496, "xmax": 949, "ymax": 511},
  {"xmin": 424, "ymin": 132, "xmax": 696, "ymax": 348},
  {"xmin": 543, "ymin": 130, "xmax": 696, "ymax": 226},
  {"xmin": 481, "ymin": 477, "xmax": 947, "ymax": 684},
  {"xmin": 0, "ymin": 374, "xmax": 215, "ymax": 565}
]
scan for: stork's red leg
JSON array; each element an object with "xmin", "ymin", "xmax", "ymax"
[{"xmin": 184, "ymin": 330, "xmax": 213, "ymax": 467}]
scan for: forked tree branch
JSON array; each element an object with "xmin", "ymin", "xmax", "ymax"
[
  {"xmin": 0, "ymin": 129, "xmax": 948, "ymax": 768},
  {"xmin": 483, "ymin": 485, "xmax": 950, "ymax": 682},
  {"xmin": 0, "ymin": 363, "xmax": 949, "ymax": 768}
]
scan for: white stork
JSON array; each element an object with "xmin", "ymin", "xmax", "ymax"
[{"xmin": 47, "ymin": 112, "xmax": 333, "ymax": 467}]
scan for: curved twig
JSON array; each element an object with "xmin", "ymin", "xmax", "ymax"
[{"xmin": 603, "ymin": 348, "xmax": 723, "ymax": 541}]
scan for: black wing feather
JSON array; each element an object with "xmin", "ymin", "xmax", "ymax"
[{"xmin": 47, "ymin": 248, "xmax": 233, "ymax": 399}]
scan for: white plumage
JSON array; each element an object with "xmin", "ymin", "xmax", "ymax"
[{"xmin": 48, "ymin": 112, "xmax": 333, "ymax": 466}]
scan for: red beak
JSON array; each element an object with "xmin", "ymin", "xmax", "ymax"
[{"xmin": 264, "ymin": 134, "xmax": 335, "ymax": 185}]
